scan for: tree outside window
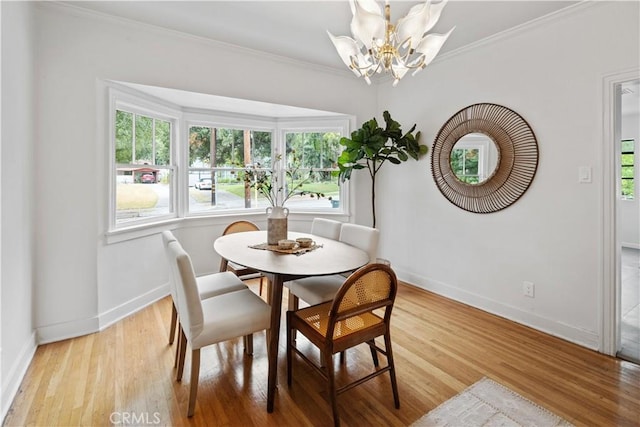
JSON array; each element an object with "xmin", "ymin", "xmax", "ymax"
[
  {"xmin": 188, "ymin": 126, "xmax": 273, "ymax": 213},
  {"xmin": 284, "ymin": 131, "xmax": 342, "ymax": 209},
  {"xmin": 450, "ymin": 147, "xmax": 480, "ymax": 184},
  {"xmin": 114, "ymin": 109, "xmax": 173, "ymax": 225}
]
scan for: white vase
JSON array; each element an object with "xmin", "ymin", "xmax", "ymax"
[{"xmin": 266, "ymin": 206, "xmax": 289, "ymax": 245}]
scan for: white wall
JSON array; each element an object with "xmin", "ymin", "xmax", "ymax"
[
  {"xmin": 375, "ymin": 2, "xmax": 639, "ymax": 349},
  {"xmin": 620, "ymin": 111, "xmax": 640, "ymax": 248},
  {"xmin": 33, "ymin": 3, "xmax": 377, "ymax": 342},
  {"xmin": 1, "ymin": 1, "xmax": 37, "ymax": 419}
]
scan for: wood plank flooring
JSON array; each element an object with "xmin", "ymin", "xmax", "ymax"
[{"xmin": 4, "ymin": 281, "xmax": 640, "ymax": 426}]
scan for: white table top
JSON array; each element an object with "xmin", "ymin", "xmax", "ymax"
[{"xmin": 214, "ymin": 230, "xmax": 369, "ymax": 277}]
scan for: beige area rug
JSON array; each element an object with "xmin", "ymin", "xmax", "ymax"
[{"xmin": 412, "ymin": 378, "xmax": 573, "ymax": 427}]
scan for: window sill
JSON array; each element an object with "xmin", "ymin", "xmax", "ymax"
[
  {"xmin": 105, "ymin": 218, "xmax": 183, "ymax": 244},
  {"xmin": 104, "ymin": 210, "xmax": 349, "ymax": 244}
]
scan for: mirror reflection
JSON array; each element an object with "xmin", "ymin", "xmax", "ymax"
[{"xmin": 450, "ymin": 133, "xmax": 499, "ymax": 184}]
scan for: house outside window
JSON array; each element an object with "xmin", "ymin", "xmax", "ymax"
[
  {"xmin": 113, "ymin": 107, "xmax": 176, "ymax": 227},
  {"xmin": 621, "ymin": 139, "xmax": 635, "ymax": 200}
]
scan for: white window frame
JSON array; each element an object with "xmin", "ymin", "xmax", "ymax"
[
  {"xmin": 452, "ymin": 134, "xmax": 496, "ymax": 183},
  {"xmin": 108, "ymin": 88, "xmax": 180, "ymax": 231},
  {"xmin": 278, "ymin": 118, "xmax": 351, "ymax": 213},
  {"xmin": 182, "ymin": 112, "xmax": 277, "ymax": 217},
  {"xmin": 105, "ymin": 85, "xmax": 352, "ymax": 239}
]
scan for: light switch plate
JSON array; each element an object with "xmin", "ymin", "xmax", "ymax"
[{"xmin": 579, "ymin": 166, "xmax": 592, "ymax": 183}]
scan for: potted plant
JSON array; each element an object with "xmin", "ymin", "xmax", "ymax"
[
  {"xmin": 337, "ymin": 111, "xmax": 428, "ymax": 228},
  {"xmin": 244, "ymin": 151, "xmax": 326, "ymax": 244}
]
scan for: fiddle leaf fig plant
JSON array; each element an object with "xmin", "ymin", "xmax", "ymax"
[{"xmin": 337, "ymin": 111, "xmax": 428, "ymax": 228}]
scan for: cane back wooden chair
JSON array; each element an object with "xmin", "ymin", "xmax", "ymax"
[
  {"xmin": 219, "ymin": 220, "xmax": 268, "ymax": 295},
  {"xmin": 286, "ymin": 263, "xmax": 400, "ymax": 427}
]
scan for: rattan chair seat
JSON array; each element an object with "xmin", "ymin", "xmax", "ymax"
[{"xmin": 296, "ymin": 301, "xmax": 383, "ymax": 339}]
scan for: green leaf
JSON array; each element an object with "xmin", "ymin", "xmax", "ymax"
[{"xmin": 388, "ymin": 157, "xmax": 401, "ymax": 165}]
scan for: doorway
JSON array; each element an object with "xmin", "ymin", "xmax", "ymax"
[
  {"xmin": 602, "ymin": 71, "xmax": 640, "ymax": 361},
  {"xmin": 617, "ymin": 79, "xmax": 640, "ymax": 363}
]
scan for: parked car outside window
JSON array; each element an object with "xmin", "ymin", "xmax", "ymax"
[
  {"xmin": 140, "ymin": 173, "xmax": 156, "ymax": 184},
  {"xmin": 195, "ymin": 178, "xmax": 212, "ymax": 190}
]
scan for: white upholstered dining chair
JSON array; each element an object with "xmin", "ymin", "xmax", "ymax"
[
  {"xmin": 309, "ymin": 217, "xmax": 342, "ymax": 240},
  {"xmin": 162, "ymin": 231, "xmax": 248, "ymax": 347},
  {"xmin": 286, "ymin": 223, "xmax": 379, "ymax": 311},
  {"xmin": 167, "ymin": 239, "xmax": 271, "ymax": 417},
  {"xmin": 285, "ymin": 217, "xmax": 342, "ymax": 311}
]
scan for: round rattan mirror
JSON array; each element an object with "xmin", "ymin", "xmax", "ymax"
[{"xmin": 431, "ymin": 103, "xmax": 538, "ymax": 213}]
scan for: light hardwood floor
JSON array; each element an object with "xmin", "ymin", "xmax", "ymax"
[{"xmin": 4, "ymin": 281, "xmax": 640, "ymax": 426}]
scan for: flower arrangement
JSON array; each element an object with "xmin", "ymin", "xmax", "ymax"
[{"xmin": 243, "ymin": 151, "xmax": 329, "ymax": 207}]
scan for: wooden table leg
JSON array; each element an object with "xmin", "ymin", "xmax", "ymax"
[{"xmin": 267, "ymin": 273, "xmax": 284, "ymax": 413}]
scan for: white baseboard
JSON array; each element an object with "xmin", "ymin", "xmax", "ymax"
[
  {"xmin": 98, "ymin": 283, "xmax": 170, "ymax": 331},
  {"xmin": 1, "ymin": 332, "xmax": 37, "ymax": 422},
  {"xmin": 36, "ymin": 284, "xmax": 169, "ymax": 344},
  {"xmin": 396, "ymin": 268, "xmax": 600, "ymax": 351},
  {"xmin": 36, "ymin": 316, "xmax": 100, "ymax": 345}
]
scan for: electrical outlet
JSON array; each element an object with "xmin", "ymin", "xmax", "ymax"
[{"xmin": 522, "ymin": 281, "xmax": 535, "ymax": 298}]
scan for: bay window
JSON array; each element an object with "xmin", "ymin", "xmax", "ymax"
[{"xmin": 108, "ymin": 85, "xmax": 351, "ymax": 233}]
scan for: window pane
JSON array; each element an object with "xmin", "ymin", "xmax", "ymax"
[
  {"xmin": 451, "ymin": 148, "xmax": 480, "ymax": 184},
  {"xmin": 285, "ymin": 172, "xmax": 340, "ymax": 209},
  {"xmin": 252, "ymin": 131, "xmax": 272, "ymax": 167},
  {"xmin": 188, "ymin": 169, "xmax": 273, "ymax": 213},
  {"xmin": 216, "ymin": 128, "xmax": 245, "ymax": 166},
  {"xmin": 116, "ymin": 168, "xmax": 172, "ymax": 224},
  {"xmin": 187, "ymin": 128, "xmax": 273, "ymax": 214},
  {"xmin": 135, "ymin": 115, "xmax": 153, "ymax": 164},
  {"xmin": 622, "ymin": 179, "xmax": 634, "ymax": 198},
  {"xmin": 155, "ymin": 120, "xmax": 171, "ymax": 166},
  {"xmin": 621, "ymin": 139, "xmax": 635, "ymax": 199},
  {"xmin": 284, "ymin": 131, "xmax": 341, "ymax": 209},
  {"xmin": 189, "ymin": 126, "xmax": 212, "ymax": 167},
  {"xmin": 115, "ymin": 110, "xmax": 133, "ymax": 163}
]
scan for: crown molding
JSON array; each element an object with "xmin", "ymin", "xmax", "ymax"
[{"xmin": 376, "ymin": 1, "xmax": 596, "ymax": 86}]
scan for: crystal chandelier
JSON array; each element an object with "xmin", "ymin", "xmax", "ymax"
[{"xmin": 328, "ymin": 0, "xmax": 454, "ymax": 86}]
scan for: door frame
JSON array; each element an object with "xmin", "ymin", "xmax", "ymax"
[{"xmin": 600, "ymin": 68, "xmax": 640, "ymax": 355}]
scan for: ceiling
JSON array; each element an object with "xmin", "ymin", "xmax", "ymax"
[
  {"xmin": 64, "ymin": 1, "xmax": 580, "ymax": 71},
  {"xmin": 64, "ymin": 0, "xmax": 581, "ymax": 116}
]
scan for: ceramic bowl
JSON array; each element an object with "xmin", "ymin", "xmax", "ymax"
[
  {"xmin": 295, "ymin": 237, "xmax": 313, "ymax": 248},
  {"xmin": 278, "ymin": 239, "xmax": 297, "ymax": 250}
]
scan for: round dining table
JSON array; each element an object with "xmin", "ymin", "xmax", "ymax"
[{"xmin": 213, "ymin": 230, "xmax": 369, "ymax": 413}]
